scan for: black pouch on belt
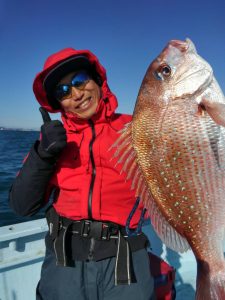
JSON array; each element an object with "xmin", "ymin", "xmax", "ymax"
[
  {"xmin": 45, "ymin": 206, "xmax": 74, "ymax": 266},
  {"xmin": 45, "ymin": 205, "xmax": 60, "ymax": 240}
]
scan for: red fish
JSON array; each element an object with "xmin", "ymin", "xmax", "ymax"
[{"xmin": 113, "ymin": 39, "xmax": 225, "ymax": 300}]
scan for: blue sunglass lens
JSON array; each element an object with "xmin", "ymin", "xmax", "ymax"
[
  {"xmin": 61, "ymin": 85, "xmax": 70, "ymax": 93},
  {"xmin": 55, "ymin": 72, "xmax": 91, "ymax": 101},
  {"xmin": 55, "ymin": 85, "xmax": 70, "ymax": 100},
  {"xmin": 71, "ymin": 72, "xmax": 90, "ymax": 87}
]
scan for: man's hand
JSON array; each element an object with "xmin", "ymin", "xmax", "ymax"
[{"xmin": 38, "ymin": 107, "xmax": 67, "ymax": 159}]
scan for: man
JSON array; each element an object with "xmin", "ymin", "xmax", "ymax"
[{"xmin": 9, "ymin": 47, "xmax": 155, "ymax": 300}]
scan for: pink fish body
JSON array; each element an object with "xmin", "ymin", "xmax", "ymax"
[{"xmin": 114, "ymin": 39, "xmax": 225, "ymax": 299}]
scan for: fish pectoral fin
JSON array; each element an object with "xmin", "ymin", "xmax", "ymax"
[{"xmin": 200, "ymin": 98, "xmax": 225, "ymax": 127}]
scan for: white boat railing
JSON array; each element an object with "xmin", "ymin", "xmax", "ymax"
[{"xmin": 0, "ymin": 219, "xmax": 47, "ymax": 300}]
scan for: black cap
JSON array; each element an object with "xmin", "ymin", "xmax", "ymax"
[{"xmin": 43, "ymin": 55, "xmax": 102, "ymax": 109}]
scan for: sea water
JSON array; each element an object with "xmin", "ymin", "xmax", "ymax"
[{"xmin": 0, "ymin": 130, "xmax": 45, "ymax": 226}]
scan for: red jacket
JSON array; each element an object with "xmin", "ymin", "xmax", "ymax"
[{"xmin": 33, "ymin": 48, "xmax": 145, "ymax": 228}]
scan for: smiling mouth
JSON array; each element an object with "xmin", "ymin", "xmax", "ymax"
[{"xmin": 77, "ymin": 97, "xmax": 92, "ymax": 110}]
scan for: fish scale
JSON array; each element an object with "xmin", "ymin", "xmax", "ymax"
[
  {"xmin": 113, "ymin": 38, "xmax": 225, "ymax": 299},
  {"xmin": 137, "ymin": 106, "xmax": 225, "ymax": 251}
]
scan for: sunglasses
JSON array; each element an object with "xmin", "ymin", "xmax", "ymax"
[{"xmin": 54, "ymin": 72, "xmax": 91, "ymax": 101}]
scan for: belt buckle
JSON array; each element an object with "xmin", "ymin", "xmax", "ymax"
[{"xmin": 81, "ymin": 220, "xmax": 91, "ymax": 237}]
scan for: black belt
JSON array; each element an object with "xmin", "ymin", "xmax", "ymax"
[
  {"xmin": 60, "ymin": 217, "xmax": 130, "ymax": 240},
  {"xmin": 46, "ymin": 206, "xmax": 148, "ymax": 285}
]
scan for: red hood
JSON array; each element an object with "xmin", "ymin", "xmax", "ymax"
[{"xmin": 33, "ymin": 48, "xmax": 118, "ymax": 130}]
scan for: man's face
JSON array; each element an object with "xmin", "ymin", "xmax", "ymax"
[{"xmin": 56, "ymin": 71, "xmax": 101, "ymax": 119}]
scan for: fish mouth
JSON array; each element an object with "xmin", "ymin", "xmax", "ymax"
[{"xmin": 185, "ymin": 38, "xmax": 196, "ymax": 52}]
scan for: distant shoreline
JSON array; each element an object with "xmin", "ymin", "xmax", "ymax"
[{"xmin": 0, "ymin": 127, "xmax": 39, "ymax": 132}]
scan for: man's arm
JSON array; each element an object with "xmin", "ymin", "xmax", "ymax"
[
  {"xmin": 9, "ymin": 141, "xmax": 56, "ymax": 216},
  {"xmin": 9, "ymin": 107, "xmax": 67, "ymax": 216}
]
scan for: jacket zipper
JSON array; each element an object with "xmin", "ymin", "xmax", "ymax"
[{"xmin": 88, "ymin": 119, "xmax": 96, "ymax": 219}]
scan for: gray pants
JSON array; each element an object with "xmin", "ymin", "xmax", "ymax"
[{"xmin": 36, "ymin": 246, "xmax": 155, "ymax": 300}]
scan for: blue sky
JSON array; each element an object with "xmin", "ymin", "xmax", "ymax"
[{"xmin": 1, "ymin": 0, "xmax": 225, "ymax": 129}]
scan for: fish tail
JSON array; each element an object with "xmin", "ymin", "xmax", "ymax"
[{"xmin": 196, "ymin": 259, "xmax": 225, "ymax": 300}]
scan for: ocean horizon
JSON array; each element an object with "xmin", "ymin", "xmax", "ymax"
[{"xmin": 0, "ymin": 126, "xmax": 39, "ymax": 132}]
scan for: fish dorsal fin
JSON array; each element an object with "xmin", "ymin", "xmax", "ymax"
[{"xmin": 112, "ymin": 122, "xmax": 190, "ymax": 253}]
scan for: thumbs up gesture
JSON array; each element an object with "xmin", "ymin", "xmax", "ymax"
[{"xmin": 38, "ymin": 107, "xmax": 67, "ymax": 159}]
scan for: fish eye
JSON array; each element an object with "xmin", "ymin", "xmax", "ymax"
[
  {"xmin": 153, "ymin": 63, "xmax": 172, "ymax": 81},
  {"xmin": 159, "ymin": 64, "xmax": 171, "ymax": 77},
  {"xmin": 154, "ymin": 64, "xmax": 172, "ymax": 80}
]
